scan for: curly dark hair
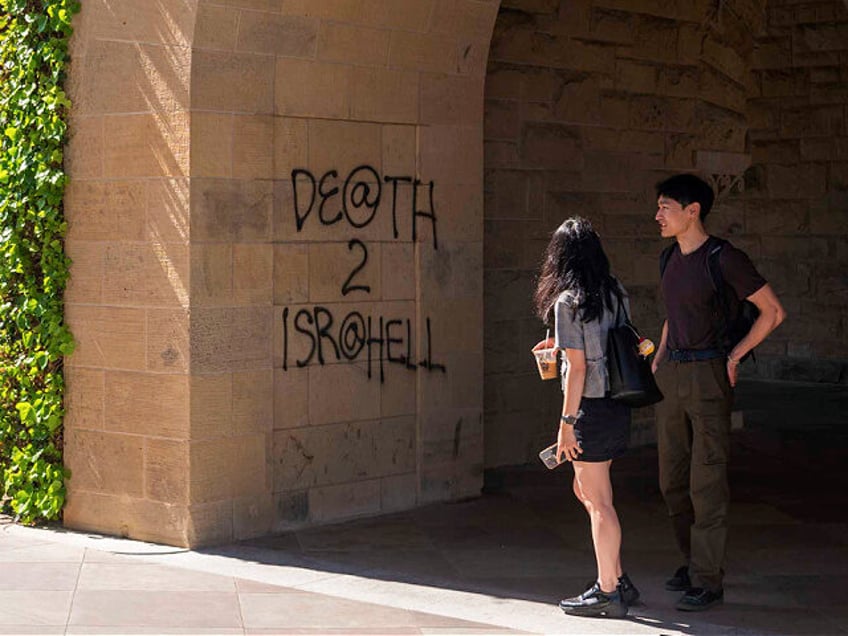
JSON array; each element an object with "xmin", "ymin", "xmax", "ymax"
[{"xmin": 533, "ymin": 216, "xmax": 622, "ymax": 326}]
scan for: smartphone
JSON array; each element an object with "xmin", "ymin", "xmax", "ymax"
[{"xmin": 538, "ymin": 443, "xmax": 564, "ymax": 469}]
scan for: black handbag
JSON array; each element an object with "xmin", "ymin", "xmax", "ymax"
[{"xmin": 607, "ymin": 297, "xmax": 663, "ymax": 407}]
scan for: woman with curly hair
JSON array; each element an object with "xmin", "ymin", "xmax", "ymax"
[{"xmin": 532, "ymin": 216, "xmax": 639, "ymax": 619}]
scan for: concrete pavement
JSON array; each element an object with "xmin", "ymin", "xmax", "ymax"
[{"xmin": 0, "ymin": 379, "xmax": 846, "ymax": 635}]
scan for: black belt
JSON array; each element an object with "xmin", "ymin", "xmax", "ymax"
[{"xmin": 668, "ymin": 348, "xmax": 723, "ymax": 362}]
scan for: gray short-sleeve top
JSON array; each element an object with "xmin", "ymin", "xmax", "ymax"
[{"xmin": 553, "ymin": 284, "xmax": 630, "ymax": 398}]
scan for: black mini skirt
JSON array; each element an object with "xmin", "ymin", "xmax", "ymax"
[{"xmin": 573, "ymin": 396, "xmax": 631, "ymax": 462}]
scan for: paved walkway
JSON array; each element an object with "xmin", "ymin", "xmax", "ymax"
[{"xmin": 1, "ymin": 380, "xmax": 846, "ymax": 635}]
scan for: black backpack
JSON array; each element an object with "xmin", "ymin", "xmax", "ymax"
[{"xmin": 659, "ymin": 237, "xmax": 760, "ymax": 363}]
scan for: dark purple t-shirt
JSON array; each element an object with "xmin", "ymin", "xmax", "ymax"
[{"xmin": 661, "ymin": 238, "xmax": 767, "ymax": 351}]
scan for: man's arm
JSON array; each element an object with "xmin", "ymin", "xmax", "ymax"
[
  {"xmin": 726, "ymin": 283, "xmax": 787, "ymax": 386},
  {"xmin": 652, "ymin": 320, "xmax": 669, "ymax": 374}
]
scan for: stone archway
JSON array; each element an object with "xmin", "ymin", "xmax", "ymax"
[{"xmin": 63, "ymin": 0, "xmax": 499, "ymax": 547}]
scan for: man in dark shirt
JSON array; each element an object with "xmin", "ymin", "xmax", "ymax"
[{"xmin": 651, "ymin": 174, "xmax": 786, "ymax": 611}]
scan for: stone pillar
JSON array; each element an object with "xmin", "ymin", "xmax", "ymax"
[{"xmin": 63, "ymin": 0, "xmax": 497, "ymax": 547}]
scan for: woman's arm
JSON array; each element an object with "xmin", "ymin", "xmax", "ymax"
[{"xmin": 558, "ymin": 346, "xmax": 586, "ymax": 462}]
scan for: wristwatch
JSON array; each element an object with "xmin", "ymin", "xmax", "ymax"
[{"xmin": 560, "ymin": 410, "xmax": 584, "ymax": 425}]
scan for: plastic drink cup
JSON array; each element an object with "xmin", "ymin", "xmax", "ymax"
[{"xmin": 533, "ymin": 348, "xmax": 558, "ymax": 380}]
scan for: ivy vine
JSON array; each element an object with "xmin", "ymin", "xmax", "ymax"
[{"xmin": 0, "ymin": 0, "xmax": 79, "ymax": 523}]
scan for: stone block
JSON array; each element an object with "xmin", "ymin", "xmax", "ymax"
[
  {"xmin": 233, "ymin": 492, "xmax": 275, "ymax": 541},
  {"xmin": 318, "ymin": 21, "xmax": 389, "ymax": 65},
  {"xmin": 64, "ymin": 490, "xmax": 190, "ymax": 546},
  {"xmin": 374, "ymin": 416, "xmax": 416, "ymax": 477},
  {"xmin": 553, "ymin": 76, "xmax": 602, "ymax": 125},
  {"xmin": 144, "ymin": 438, "xmax": 189, "ymax": 504},
  {"xmin": 102, "ymin": 242, "xmax": 189, "ymax": 306},
  {"xmin": 192, "ymin": 49, "xmax": 275, "ymax": 114},
  {"xmin": 191, "ymin": 112, "xmax": 233, "ymax": 178},
  {"xmin": 488, "ymin": 170, "xmax": 529, "ymax": 220},
  {"xmin": 419, "ymin": 240, "xmax": 482, "ymax": 302},
  {"xmin": 233, "ymin": 369, "xmax": 274, "ymax": 434},
  {"xmin": 744, "ymin": 199, "xmax": 809, "ymax": 235},
  {"xmin": 388, "ymin": 31, "xmax": 457, "ymax": 74},
  {"xmin": 484, "ymin": 269, "xmax": 536, "ymax": 321},
  {"xmin": 189, "ymin": 306, "xmax": 273, "ymax": 372},
  {"xmin": 65, "ymin": 180, "xmax": 146, "ymax": 242},
  {"xmin": 589, "ymin": 7, "xmax": 635, "ymax": 44},
  {"xmin": 308, "ymin": 119, "xmax": 383, "ymax": 178},
  {"xmin": 424, "ymin": 299, "xmax": 483, "ymax": 354},
  {"xmin": 64, "ymin": 305, "xmax": 147, "ymax": 370},
  {"xmin": 64, "ymin": 368, "xmax": 104, "ymax": 431},
  {"xmin": 485, "ymin": 67, "xmax": 524, "ymax": 101},
  {"xmin": 273, "ymin": 243, "xmax": 309, "ymax": 305},
  {"xmin": 751, "ymin": 139, "xmax": 800, "ymax": 164},
  {"xmin": 185, "ymin": 500, "xmax": 235, "ymax": 548},
  {"xmin": 236, "ymin": 12, "xmax": 317, "ymax": 57},
  {"xmin": 434, "ymin": 183, "xmax": 484, "ymax": 243},
  {"xmin": 191, "ymin": 243, "xmax": 233, "ymax": 307},
  {"xmin": 766, "ymin": 163, "xmax": 827, "ymax": 199},
  {"xmin": 350, "ymin": 66, "xmax": 419, "ymax": 124},
  {"xmin": 194, "ymin": 3, "xmax": 239, "ymax": 51},
  {"xmin": 484, "ymin": 411, "xmax": 541, "ymax": 468},
  {"xmin": 83, "ymin": 0, "xmax": 194, "ymax": 46},
  {"xmin": 105, "ymin": 371, "xmax": 190, "ymax": 438},
  {"xmin": 76, "ymin": 40, "xmax": 189, "ymax": 115},
  {"xmin": 191, "ymin": 178, "xmax": 273, "ymax": 242},
  {"xmin": 275, "ymin": 58, "xmax": 351, "ymax": 119},
  {"xmin": 380, "ymin": 242, "xmax": 415, "ymax": 301},
  {"xmin": 147, "ymin": 308, "xmax": 190, "ymax": 373},
  {"xmin": 781, "ymin": 105, "xmax": 845, "ymax": 138},
  {"xmin": 520, "ymin": 122, "xmax": 582, "ymax": 170},
  {"xmin": 191, "ymin": 373, "xmax": 233, "ymax": 439},
  {"xmin": 421, "ymin": 74, "xmax": 483, "ymax": 126},
  {"xmin": 381, "ymin": 125, "xmax": 416, "ymax": 177},
  {"xmin": 484, "ymin": 99, "xmax": 520, "ymax": 140},
  {"xmin": 308, "ymin": 479, "xmax": 381, "ymax": 523},
  {"xmin": 308, "ymin": 362, "xmax": 381, "ymax": 426},
  {"xmin": 147, "ymin": 179, "xmax": 190, "ymax": 244},
  {"xmin": 752, "ymin": 36, "xmax": 792, "ymax": 70},
  {"xmin": 233, "ymin": 115, "xmax": 274, "ymax": 180},
  {"xmin": 629, "ymin": 96, "xmax": 696, "ymax": 132},
  {"xmin": 380, "ymin": 472, "xmax": 418, "ymax": 513},
  {"xmin": 65, "ymin": 116, "xmax": 103, "ymax": 179},
  {"xmin": 274, "ymin": 366, "xmax": 309, "ymax": 430},
  {"xmin": 620, "ymin": 15, "xmax": 680, "ymax": 64},
  {"xmin": 274, "ymin": 117, "xmax": 308, "ymax": 180},
  {"xmin": 232, "ymin": 433, "xmax": 270, "ymax": 497},
  {"xmin": 618, "ymin": 59, "xmax": 660, "ymax": 94},
  {"xmin": 65, "ymin": 241, "xmax": 103, "ymax": 304},
  {"xmin": 420, "ymin": 125, "xmax": 483, "ymax": 186},
  {"xmin": 103, "ymin": 113, "xmax": 189, "ymax": 178},
  {"xmin": 65, "ymin": 429, "xmax": 144, "ymax": 497},
  {"xmin": 233, "ymin": 243, "xmax": 273, "ymax": 305},
  {"xmin": 484, "ymin": 140, "xmax": 521, "ymax": 169},
  {"xmin": 190, "ymin": 437, "xmax": 239, "ymax": 503},
  {"xmin": 380, "ymin": 359, "xmax": 417, "ymax": 418}
]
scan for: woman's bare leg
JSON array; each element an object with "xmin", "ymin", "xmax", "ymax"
[{"xmin": 573, "ymin": 460, "xmax": 622, "ymax": 593}]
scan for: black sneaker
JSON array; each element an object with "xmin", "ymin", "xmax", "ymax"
[
  {"xmin": 676, "ymin": 587, "xmax": 723, "ymax": 611},
  {"xmin": 665, "ymin": 565, "xmax": 691, "ymax": 591},
  {"xmin": 559, "ymin": 584, "xmax": 628, "ymax": 618},
  {"xmin": 618, "ymin": 572, "xmax": 640, "ymax": 605},
  {"xmin": 580, "ymin": 574, "xmax": 640, "ymax": 606}
]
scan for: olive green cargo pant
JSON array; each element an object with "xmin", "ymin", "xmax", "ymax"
[{"xmin": 654, "ymin": 357, "xmax": 733, "ymax": 593}]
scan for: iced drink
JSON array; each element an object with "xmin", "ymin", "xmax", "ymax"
[{"xmin": 533, "ymin": 348, "xmax": 558, "ymax": 380}]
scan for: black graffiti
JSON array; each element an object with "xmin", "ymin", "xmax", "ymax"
[
  {"xmin": 341, "ymin": 239, "xmax": 370, "ymax": 296},
  {"xmin": 282, "ymin": 306, "xmax": 445, "ymax": 382},
  {"xmin": 291, "ymin": 166, "xmax": 438, "ymax": 250}
]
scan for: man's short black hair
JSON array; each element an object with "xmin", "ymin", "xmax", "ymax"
[{"xmin": 655, "ymin": 173, "xmax": 715, "ymax": 221}]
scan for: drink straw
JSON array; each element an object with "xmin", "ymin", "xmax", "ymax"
[{"xmin": 545, "ymin": 328, "xmax": 550, "ymax": 345}]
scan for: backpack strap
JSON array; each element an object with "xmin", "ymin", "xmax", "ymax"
[{"xmin": 659, "ymin": 243, "xmax": 676, "ymax": 279}]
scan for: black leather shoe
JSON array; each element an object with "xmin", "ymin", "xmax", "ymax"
[
  {"xmin": 676, "ymin": 587, "xmax": 723, "ymax": 611},
  {"xmin": 560, "ymin": 585, "xmax": 628, "ymax": 618},
  {"xmin": 665, "ymin": 565, "xmax": 691, "ymax": 591}
]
